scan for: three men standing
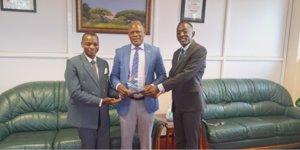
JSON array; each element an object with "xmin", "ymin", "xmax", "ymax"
[{"xmin": 65, "ymin": 21, "xmax": 207, "ymax": 149}]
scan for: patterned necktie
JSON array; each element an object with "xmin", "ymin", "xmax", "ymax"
[
  {"xmin": 131, "ymin": 47, "xmax": 141, "ymax": 87},
  {"xmin": 178, "ymin": 48, "xmax": 185, "ymax": 62},
  {"xmin": 91, "ymin": 60, "xmax": 99, "ymax": 82}
]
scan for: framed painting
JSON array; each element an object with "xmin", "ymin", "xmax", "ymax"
[
  {"xmin": 180, "ymin": 0, "xmax": 206, "ymax": 23},
  {"xmin": 76, "ymin": 0, "xmax": 151, "ymax": 35},
  {"xmin": 0, "ymin": 0, "xmax": 36, "ymax": 12}
]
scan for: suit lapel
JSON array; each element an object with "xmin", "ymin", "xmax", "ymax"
[
  {"xmin": 170, "ymin": 49, "xmax": 181, "ymax": 76},
  {"xmin": 81, "ymin": 53, "xmax": 100, "ymax": 88},
  {"xmin": 97, "ymin": 57, "xmax": 104, "ymax": 86},
  {"xmin": 172, "ymin": 41, "xmax": 195, "ymax": 74},
  {"xmin": 144, "ymin": 43, "xmax": 151, "ymax": 80},
  {"xmin": 124, "ymin": 44, "xmax": 131, "ymax": 81}
]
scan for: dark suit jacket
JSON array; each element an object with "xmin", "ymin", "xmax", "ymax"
[
  {"xmin": 162, "ymin": 40, "xmax": 207, "ymax": 112},
  {"xmin": 65, "ymin": 53, "xmax": 119, "ymax": 129}
]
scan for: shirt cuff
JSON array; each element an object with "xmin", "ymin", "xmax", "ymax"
[
  {"xmin": 99, "ymin": 98, "xmax": 103, "ymax": 107},
  {"xmin": 158, "ymin": 84, "xmax": 165, "ymax": 92},
  {"xmin": 116, "ymin": 83, "xmax": 121, "ymax": 90}
]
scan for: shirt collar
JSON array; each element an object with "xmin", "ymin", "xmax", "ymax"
[
  {"xmin": 131, "ymin": 42, "xmax": 145, "ymax": 51},
  {"xmin": 84, "ymin": 52, "xmax": 96, "ymax": 63},
  {"xmin": 181, "ymin": 40, "xmax": 193, "ymax": 51}
]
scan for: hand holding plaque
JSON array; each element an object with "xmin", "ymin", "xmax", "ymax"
[
  {"xmin": 127, "ymin": 76, "xmax": 145, "ymax": 96},
  {"xmin": 144, "ymin": 85, "xmax": 161, "ymax": 99}
]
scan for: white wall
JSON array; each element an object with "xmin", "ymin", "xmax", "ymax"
[
  {"xmin": 0, "ymin": 0, "xmax": 68, "ymax": 53},
  {"xmin": 0, "ymin": 0, "xmax": 293, "ymax": 114},
  {"xmin": 284, "ymin": 0, "xmax": 300, "ymax": 104},
  {"xmin": 0, "ymin": 0, "xmax": 68, "ymax": 93}
]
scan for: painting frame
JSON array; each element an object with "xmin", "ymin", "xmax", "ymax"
[
  {"xmin": 180, "ymin": 0, "xmax": 206, "ymax": 23},
  {"xmin": 0, "ymin": 0, "xmax": 36, "ymax": 13},
  {"xmin": 76, "ymin": 0, "xmax": 151, "ymax": 35}
]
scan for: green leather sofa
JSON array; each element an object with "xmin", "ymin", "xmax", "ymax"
[
  {"xmin": 0, "ymin": 81, "xmax": 165, "ymax": 149},
  {"xmin": 201, "ymin": 79, "xmax": 300, "ymax": 149}
]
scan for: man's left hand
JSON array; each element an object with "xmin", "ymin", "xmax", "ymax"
[{"xmin": 144, "ymin": 85, "xmax": 161, "ymax": 99}]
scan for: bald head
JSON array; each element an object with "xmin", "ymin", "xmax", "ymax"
[
  {"xmin": 128, "ymin": 21, "xmax": 144, "ymax": 31},
  {"xmin": 128, "ymin": 21, "xmax": 146, "ymax": 47}
]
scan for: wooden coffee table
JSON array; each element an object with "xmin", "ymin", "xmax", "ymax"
[{"xmin": 157, "ymin": 114, "xmax": 175, "ymax": 149}]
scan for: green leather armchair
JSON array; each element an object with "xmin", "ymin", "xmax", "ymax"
[
  {"xmin": 200, "ymin": 79, "xmax": 300, "ymax": 149},
  {"xmin": 0, "ymin": 81, "xmax": 165, "ymax": 149}
]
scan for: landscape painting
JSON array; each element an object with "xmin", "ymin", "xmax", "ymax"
[{"xmin": 76, "ymin": 0, "xmax": 151, "ymax": 35}]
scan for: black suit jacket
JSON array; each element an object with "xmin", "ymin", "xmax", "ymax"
[{"xmin": 162, "ymin": 40, "xmax": 207, "ymax": 112}]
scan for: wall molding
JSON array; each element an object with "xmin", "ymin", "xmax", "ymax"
[
  {"xmin": 0, "ymin": 51, "xmax": 286, "ymax": 62},
  {"xmin": 0, "ymin": 0, "xmax": 293, "ymax": 86}
]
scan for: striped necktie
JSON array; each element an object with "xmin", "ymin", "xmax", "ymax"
[{"xmin": 130, "ymin": 47, "xmax": 141, "ymax": 87}]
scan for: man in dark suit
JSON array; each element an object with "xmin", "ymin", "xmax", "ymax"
[
  {"xmin": 64, "ymin": 32, "xmax": 121, "ymax": 149},
  {"xmin": 145, "ymin": 21, "xmax": 207, "ymax": 149}
]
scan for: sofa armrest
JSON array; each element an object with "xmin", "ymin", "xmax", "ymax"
[
  {"xmin": 200, "ymin": 120, "xmax": 211, "ymax": 148},
  {"xmin": 285, "ymin": 107, "xmax": 300, "ymax": 119},
  {"xmin": 151, "ymin": 115, "xmax": 166, "ymax": 149},
  {"xmin": 0, "ymin": 123, "xmax": 9, "ymax": 142}
]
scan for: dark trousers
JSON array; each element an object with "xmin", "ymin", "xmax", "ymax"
[
  {"xmin": 77, "ymin": 126, "xmax": 110, "ymax": 149},
  {"xmin": 173, "ymin": 111, "xmax": 203, "ymax": 149},
  {"xmin": 77, "ymin": 109, "xmax": 110, "ymax": 149}
]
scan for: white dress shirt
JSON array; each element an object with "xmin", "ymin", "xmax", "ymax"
[
  {"xmin": 116, "ymin": 43, "xmax": 146, "ymax": 98},
  {"xmin": 157, "ymin": 41, "xmax": 193, "ymax": 92},
  {"xmin": 84, "ymin": 52, "xmax": 103, "ymax": 107}
]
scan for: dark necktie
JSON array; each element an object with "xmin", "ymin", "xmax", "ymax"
[
  {"xmin": 91, "ymin": 60, "xmax": 99, "ymax": 82},
  {"xmin": 178, "ymin": 48, "xmax": 185, "ymax": 62}
]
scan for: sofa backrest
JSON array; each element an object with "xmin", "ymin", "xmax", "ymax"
[
  {"xmin": 0, "ymin": 81, "xmax": 121, "ymax": 140},
  {"xmin": 57, "ymin": 81, "xmax": 73, "ymax": 130},
  {"xmin": 202, "ymin": 79, "xmax": 293, "ymax": 120},
  {"xmin": 0, "ymin": 82, "xmax": 59, "ymax": 138},
  {"xmin": 109, "ymin": 104, "xmax": 120, "ymax": 126}
]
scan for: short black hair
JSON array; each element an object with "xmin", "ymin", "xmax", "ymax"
[
  {"xmin": 177, "ymin": 21, "xmax": 193, "ymax": 29},
  {"xmin": 82, "ymin": 32, "xmax": 98, "ymax": 41}
]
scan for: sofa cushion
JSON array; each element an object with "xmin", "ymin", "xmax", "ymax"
[
  {"xmin": 227, "ymin": 117, "xmax": 276, "ymax": 138},
  {"xmin": 53, "ymin": 128, "xmax": 81, "ymax": 149},
  {"xmin": 206, "ymin": 119, "xmax": 247, "ymax": 143},
  {"xmin": 256, "ymin": 116, "xmax": 300, "ymax": 136},
  {"xmin": 0, "ymin": 131, "xmax": 57, "ymax": 149},
  {"xmin": 253, "ymin": 101, "xmax": 285, "ymax": 116},
  {"xmin": 203, "ymin": 104, "xmax": 225, "ymax": 120},
  {"xmin": 6, "ymin": 112, "xmax": 58, "ymax": 133},
  {"xmin": 53, "ymin": 126, "xmax": 142, "ymax": 149},
  {"xmin": 209, "ymin": 134, "xmax": 300, "ymax": 149},
  {"xmin": 110, "ymin": 109, "xmax": 120, "ymax": 126},
  {"xmin": 224, "ymin": 102, "xmax": 254, "ymax": 118},
  {"xmin": 110, "ymin": 126, "xmax": 140, "ymax": 149}
]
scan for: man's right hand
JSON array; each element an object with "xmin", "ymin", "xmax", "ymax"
[
  {"xmin": 144, "ymin": 85, "xmax": 161, "ymax": 99},
  {"xmin": 117, "ymin": 84, "xmax": 130, "ymax": 98},
  {"xmin": 102, "ymin": 98, "xmax": 122, "ymax": 105}
]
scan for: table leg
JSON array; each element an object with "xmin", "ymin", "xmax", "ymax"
[
  {"xmin": 172, "ymin": 133, "xmax": 175, "ymax": 145},
  {"xmin": 166, "ymin": 129, "xmax": 170, "ymax": 149}
]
